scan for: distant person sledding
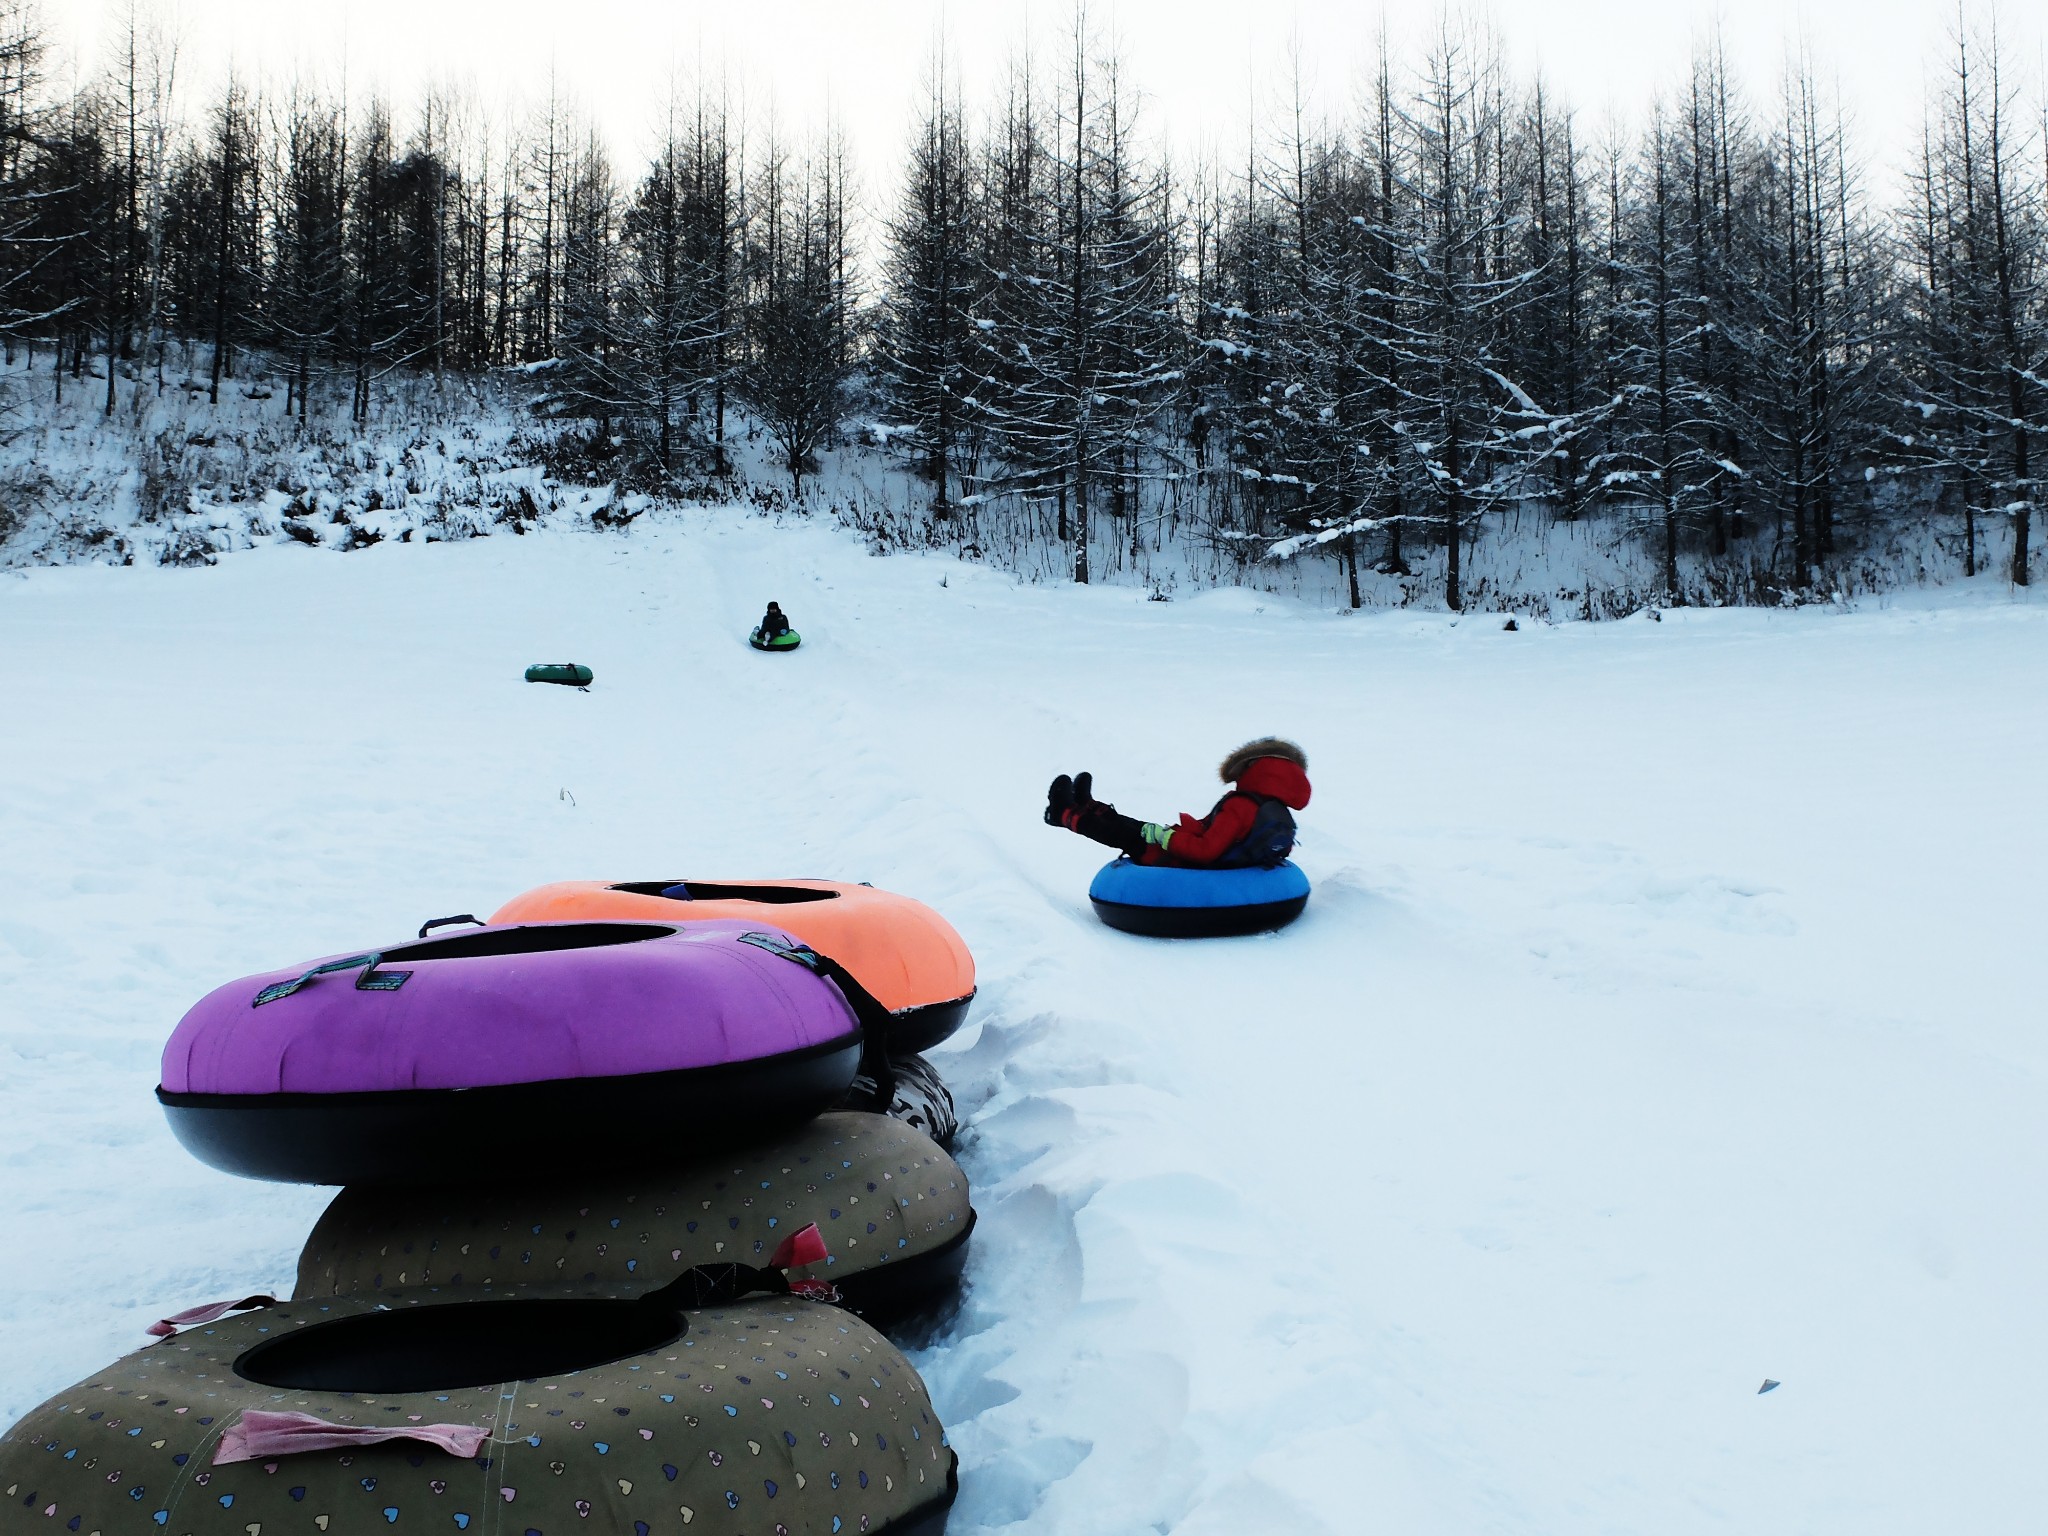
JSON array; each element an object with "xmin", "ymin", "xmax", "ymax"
[
  {"xmin": 1045, "ymin": 738, "xmax": 1313, "ymax": 937},
  {"xmin": 751, "ymin": 601, "xmax": 801, "ymax": 652}
]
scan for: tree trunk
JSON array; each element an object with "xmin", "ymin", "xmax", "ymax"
[
  {"xmin": 1382, "ymin": 486, "xmax": 1407, "ymax": 574},
  {"xmin": 1073, "ymin": 455, "xmax": 1090, "ymax": 584},
  {"xmin": 2007, "ymin": 411, "xmax": 2023, "ymax": 585},
  {"xmin": 1444, "ymin": 418, "xmax": 1463, "ymax": 612},
  {"xmin": 1663, "ymin": 481, "xmax": 1680, "ymax": 602},
  {"xmin": 210, "ymin": 108, "xmax": 232, "ymax": 407},
  {"xmin": 1790, "ymin": 473, "xmax": 1809, "ymax": 588}
]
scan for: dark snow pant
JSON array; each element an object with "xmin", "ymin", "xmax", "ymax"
[{"xmin": 1068, "ymin": 803, "xmax": 1150, "ymax": 860}]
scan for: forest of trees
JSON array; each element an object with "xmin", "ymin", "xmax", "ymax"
[{"xmin": 3, "ymin": 0, "xmax": 2043, "ymax": 605}]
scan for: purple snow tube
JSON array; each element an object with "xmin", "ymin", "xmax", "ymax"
[{"xmin": 157, "ymin": 921, "xmax": 865, "ymax": 1184}]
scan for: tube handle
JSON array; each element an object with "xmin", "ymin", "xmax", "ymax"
[
  {"xmin": 253, "ymin": 952, "xmax": 410, "ymax": 1006},
  {"xmin": 417, "ymin": 914, "xmax": 483, "ymax": 938}
]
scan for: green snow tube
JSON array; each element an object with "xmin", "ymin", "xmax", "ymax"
[
  {"xmin": 750, "ymin": 628, "xmax": 802, "ymax": 652},
  {"xmin": 294, "ymin": 1113, "xmax": 975, "ymax": 1328},
  {"xmin": 0, "ymin": 1286, "xmax": 957, "ymax": 1536},
  {"xmin": 524, "ymin": 662, "xmax": 593, "ymax": 686}
]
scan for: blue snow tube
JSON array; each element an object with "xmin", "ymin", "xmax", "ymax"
[{"xmin": 1087, "ymin": 857, "xmax": 1311, "ymax": 938}]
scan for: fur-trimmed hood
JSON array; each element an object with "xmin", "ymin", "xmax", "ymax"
[
  {"xmin": 1219, "ymin": 739, "xmax": 1311, "ymax": 810},
  {"xmin": 1220, "ymin": 737, "xmax": 1307, "ymax": 783}
]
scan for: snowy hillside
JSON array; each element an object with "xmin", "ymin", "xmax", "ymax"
[
  {"xmin": 2, "ymin": 507, "xmax": 2045, "ymax": 1533},
  {"xmin": 0, "ymin": 349, "xmax": 1994, "ymax": 616},
  {"xmin": 0, "ymin": 354, "xmax": 651, "ymax": 567}
]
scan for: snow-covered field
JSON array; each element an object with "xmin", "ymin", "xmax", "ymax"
[{"xmin": 3, "ymin": 508, "xmax": 2044, "ymax": 1533}]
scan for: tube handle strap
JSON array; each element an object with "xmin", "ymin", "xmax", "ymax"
[
  {"xmin": 417, "ymin": 914, "xmax": 483, "ymax": 938},
  {"xmin": 734, "ymin": 932, "xmax": 892, "ymax": 1030},
  {"xmin": 640, "ymin": 1223, "xmax": 840, "ymax": 1312},
  {"xmin": 735, "ymin": 933, "xmax": 897, "ymax": 1102},
  {"xmin": 253, "ymin": 952, "xmax": 411, "ymax": 1007}
]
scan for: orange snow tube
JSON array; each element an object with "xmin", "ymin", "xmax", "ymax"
[{"xmin": 490, "ymin": 879, "xmax": 976, "ymax": 1053}]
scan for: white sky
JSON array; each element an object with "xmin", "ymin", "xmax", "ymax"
[{"xmin": 48, "ymin": 0, "xmax": 2043, "ymax": 221}]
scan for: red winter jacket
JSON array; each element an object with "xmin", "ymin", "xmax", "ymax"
[{"xmin": 1141, "ymin": 755, "xmax": 1313, "ymax": 866}]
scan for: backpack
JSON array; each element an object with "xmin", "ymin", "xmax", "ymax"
[{"xmin": 1212, "ymin": 792, "xmax": 1297, "ymax": 869}]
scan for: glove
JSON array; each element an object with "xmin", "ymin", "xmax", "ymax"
[{"xmin": 1139, "ymin": 822, "xmax": 1175, "ymax": 852}]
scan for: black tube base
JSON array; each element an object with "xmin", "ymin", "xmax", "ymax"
[
  {"xmin": 886, "ymin": 990, "xmax": 976, "ymax": 1054},
  {"xmin": 880, "ymin": 1463, "xmax": 958, "ymax": 1536},
  {"xmin": 836, "ymin": 1209, "xmax": 977, "ymax": 1327},
  {"xmin": 1090, "ymin": 894, "xmax": 1309, "ymax": 939},
  {"xmin": 159, "ymin": 1037, "xmax": 864, "ymax": 1185}
]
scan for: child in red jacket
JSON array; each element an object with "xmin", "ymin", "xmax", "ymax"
[{"xmin": 1045, "ymin": 738, "xmax": 1311, "ymax": 867}]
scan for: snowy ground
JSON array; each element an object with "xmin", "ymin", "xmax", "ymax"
[{"xmin": 2, "ymin": 507, "xmax": 2044, "ymax": 1533}]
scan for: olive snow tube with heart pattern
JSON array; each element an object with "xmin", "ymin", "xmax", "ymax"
[
  {"xmin": 489, "ymin": 880, "xmax": 977, "ymax": 1055},
  {"xmin": 156, "ymin": 922, "xmax": 864, "ymax": 1185},
  {"xmin": 0, "ymin": 1285, "xmax": 956, "ymax": 1536},
  {"xmin": 293, "ymin": 1113, "xmax": 974, "ymax": 1327},
  {"xmin": 1087, "ymin": 856, "xmax": 1311, "ymax": 938}
]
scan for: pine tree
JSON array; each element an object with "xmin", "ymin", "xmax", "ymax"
[
  {"xmin": 1373, "ymin": 27, "xmax": 1553, "ymax": 609},
  {"xmin": 270, "ymin": 85, "xmax": 348, "ymax": 420},
  {"xmin": 619, "ymin": 135, "xmax": 692, "ymax": 469},
  {"xmin": 877, "ymin": 50, "xmax": 978, "ymax": 514},
  {"xmin": 554, "ymin": 128, "xmax": 630, "ymax": 434},
  {"xmin": 1727, "ymin": 63, "xmax": 1887, "ymax": 588},
  {"xmin": 1895, "ymin": 21, "xmax": 2044, "ymax": 585},
  {"xmin": 1514, "ymin": 78, "xmax": 1606, "ymax": 529},
  {"xmin": 739, "ymin": 147, "xmax": 855, "ymax": 495},
  {"xmin": 1602, "ymin": 112, "xmax": 1721, "ymax": 600},
  {"xmin": 966, "ymin": 18, "xmax": 1181, "ymax": 582},
  {"xmin": 34, "ymin": 87, "xmax": 119, "ymax": 407},
  {"xmin": 0, "ymin": 0, "xmax": 62, "ymax": 354}
]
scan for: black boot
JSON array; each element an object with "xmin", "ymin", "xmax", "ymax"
[{"xmin": 1045, "ymin": 774, "xmax": 1077, "ymax": 827}]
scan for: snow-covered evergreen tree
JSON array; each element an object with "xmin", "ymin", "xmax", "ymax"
[
  {"xmin": 1373, "ymin": 28, "xmax": 1553, "ymax": 610},
  {"xmin": 1894, "ymin": 22, "xmax": 2044, "ymax": 585},
  {"xmin": 271, "ymin": 88, "xmax": 348, "ymax": 421},
  {"xmin": 1723, "ymin": 65, "xmax": 1887, "ymax": 588},
  {"xmin": 964, "ymin": 19, "xmax": 1182, "ymax": 582},
  {"xmin": 553, "ymin": 129, "xmax": 628, "ymax": 435},
  {"xmin": 739, "ymin": 144, "xmax": 855, "ymax": 495},
  {"xmin": 876, "ymin": 52, "xmax": 979, "ymax": 515}
]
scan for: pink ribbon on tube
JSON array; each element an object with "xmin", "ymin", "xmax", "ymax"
[
  {"xmin": 215, "ymin": 1411, "xmax": 491, "ymax": 1466},
  {"xmin": 768, "ymin": 1222, "xmax": 830, "ymax": 1270},
  {"xmin": 147, "ymin": 1294, "xmax": 277, "ymax": 1338},
  {"xmin": 767, "ymin": 1222, "xmax": 839, "ymax": 1301}
]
